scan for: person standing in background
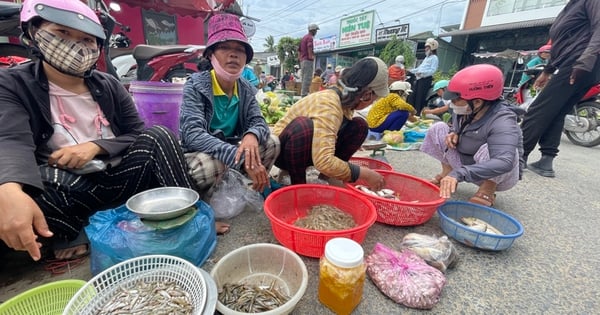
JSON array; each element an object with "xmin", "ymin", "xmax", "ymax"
[
  {"xmin": 388, "ymin": 55, "xmax": 406, "ymax": 85},
  {"xmin": 521, "ymin": 0, "xmax": 600, "ymax": 178},
  {"xmin": 408, "ymin": 38, "xmax": 439, "ymax": 115},
  {"xmin": 299, "ymin": 23, "xmax": 319, "ymax": 97},
  {"xmin": 321, "ymin": 64, "xmax": 334, "ymax": 84}
]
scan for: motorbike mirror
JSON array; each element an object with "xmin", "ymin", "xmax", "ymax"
[{"xmin": 109, "ymin": 2, "xmax": 121, "ymax": 12}]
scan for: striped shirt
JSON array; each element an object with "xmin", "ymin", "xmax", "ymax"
[{"xmin": 273, "ymin": 89, "xmax": 354, "ymax": 181}]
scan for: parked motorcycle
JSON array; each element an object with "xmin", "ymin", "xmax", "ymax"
[{"xmin": 510, "ymin": 66, "xmax": 600, "ymax": 147}]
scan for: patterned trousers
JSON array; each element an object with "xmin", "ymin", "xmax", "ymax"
[
  {"xmin": 35, "ymin": 126, "xmax": 194, "ymax": 241},
  {"xmin": 185, "ymin": 134, "xmax": 280, "ymax": 195}
]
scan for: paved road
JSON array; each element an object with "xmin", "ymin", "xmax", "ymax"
[{"xmin": 1, "ymin": 134, "xmax": 599, "ymax": 314}]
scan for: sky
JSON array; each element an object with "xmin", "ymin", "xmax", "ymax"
[{"xmin": 238, "ymin": 0, "xmax": 468, "ymax": 52}]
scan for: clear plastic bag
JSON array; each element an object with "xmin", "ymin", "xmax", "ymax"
[
  {"xmin": 365, "ymin": 243, "xmax": 446, "ymax": 309},
  {"xmin": 209, "ymin": 169, "xmax": 264, "ymax": 219},
  {"xmin": 400, "ymin": 233, "xmax": 459, "ymax": 272}
]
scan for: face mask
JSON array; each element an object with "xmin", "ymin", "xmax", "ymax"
[
  {"xmin": 450, "ymin": 101, "xmax": 472, "ymax": 115},
  {"xmin": 35, "ymin": 29, "xmax": 99, "ymax": 77},
  {"xmin": 210, "ymin": 54, "xmax": 244, "ymax": 83},
  {"xmin": 425, "ymin": 49, "xmax": 431, "ymax": 57}
]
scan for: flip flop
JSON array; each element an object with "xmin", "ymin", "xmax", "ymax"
[
  {"xmin": 51, "ymin": 230, "xmax": 90, "ymax": 261},
  {"xmin": 469, "ymin": 191, "xmax": 496, "ymax": 207}
]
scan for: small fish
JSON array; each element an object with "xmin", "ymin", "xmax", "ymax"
[{"xmin": 460, "ymin": 217, "xmax": 503, "ymax": 235}]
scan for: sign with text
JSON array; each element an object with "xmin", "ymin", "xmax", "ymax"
[
  {"xmin": 375, "ymin": 24, "xmax": 410, "ymax": 42},
  {"xmin": 338, "ymin": 11, "xmax": 374, "ymax": 48},
  {"xmin": 314, "ymin": 35, "xmax": 337, "ymax": 52}
]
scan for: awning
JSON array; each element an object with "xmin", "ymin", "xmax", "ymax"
[
  {"xmin": 439, "ymin": 17, "xmax": 555, "ymax": 37},
  {"xmin": 119, "ymin": 0, "xmax": 236, "ymax": 17},
  {"xmin": 472, "ymin": 48, "xmax": 537, "ymax": 59}
]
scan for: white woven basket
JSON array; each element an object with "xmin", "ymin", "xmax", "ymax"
[{"xmin": 63, "ymin": 255, "xmax": 207, "ymax": 315}]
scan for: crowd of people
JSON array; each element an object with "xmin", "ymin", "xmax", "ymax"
[{"xmin": 1, "ymin": 0, "xmax": 592, "ymax": 266}]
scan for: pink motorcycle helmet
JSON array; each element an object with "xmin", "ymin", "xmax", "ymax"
[
  {"xmin": 20, "ymin": 0, "xmax": 106, "ymax": 43},
  {"xmin": 443, "ymin": 64, "xmax": 504, "ymax": 101},
  {"xmin": 538, "ymin": 44, "xmax": 551, "ymax": 53}
]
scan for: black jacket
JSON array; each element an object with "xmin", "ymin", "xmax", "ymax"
[{"xmin": 0, "ymin": 60, "xmax": 144, "ymax": 195}]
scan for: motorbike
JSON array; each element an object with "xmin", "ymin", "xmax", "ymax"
[{"xmin": 509, "ymin": 66, "xmax": 600, "ymax": 147}]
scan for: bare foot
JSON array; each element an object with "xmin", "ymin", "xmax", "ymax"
[
  {"xmin": 54, "ymin": 244, "xmax": 88, "ymax": 260},
  {"xmin": 216, "ymin": 221, "xmax": 230, "ymax": 235}
]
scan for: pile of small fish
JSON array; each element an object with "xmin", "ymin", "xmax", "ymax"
[
  {"xmin": 218, "ymin": 281, "xmax": 290, "ymax": 313},
  {"xmin": 460, "ymin": 217, "xmax": 504, "ymax": 235},
  {"xmin": 355, "ymin": 185, "xmax": 401, "ymax": 200},
  {"xmin": 294, "ymin": 204, "xmax": 357, "ymax": 231},
  {"xmin": 95, "ymin": 280, "xmax": 193, "ymax": 315}
]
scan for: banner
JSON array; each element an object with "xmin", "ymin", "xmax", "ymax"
[
  {"xmin": 314, "ymin": 35, "xmax": 337, "ymax": 52},
  {"xmin": 375, "ymin": 24, "xmax": 410, "ymax": 42},
  {"xmin": 338, "ymin": 11, "xmax": 374, "ymax": 48}
]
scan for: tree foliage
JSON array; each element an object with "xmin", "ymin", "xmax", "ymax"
[
  {"xmin": 379, "ymin": 36, "xmax": 415, "ymax": 68},
  {"xmin": 276, "ymin": 36, "xmax": 300, "ymax": 72},
  {"xmin": 263, "ymin": 35, "xmax": 276, "ymax": 53}
]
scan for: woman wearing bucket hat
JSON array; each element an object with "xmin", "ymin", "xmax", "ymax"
[
  {"xmin": 180, "ymin": 14, "xmax": 280, "ymax": 200},
  {"xmin": 0, "ymin": 0, "xmax": 196, "ymax": 262},
  {"xmin": 366, "ymin": 81, "xmax": 417, "ymax": 133},
  {"xmin": 272, "ymin": 57, "xmax": 387, "ymax": 190},
  {"xmin": 420, "ymin": 64, "xmax": 523, "ymax": 207}
]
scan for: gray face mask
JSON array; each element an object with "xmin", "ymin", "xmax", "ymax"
[{"xmin": 449, "ymin": 101, "xmax": 471, "ymax": 115}]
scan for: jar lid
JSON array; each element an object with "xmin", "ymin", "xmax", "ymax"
[{"xmin": 324, "ymin": 238, "xmax": 364, "ymax": 268}]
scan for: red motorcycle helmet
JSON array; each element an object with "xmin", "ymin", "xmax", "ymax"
[{"xmin": 443, "ymin": 64, "xmax": 504, "ymax": 101}]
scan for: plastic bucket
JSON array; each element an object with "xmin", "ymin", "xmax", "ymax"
[{"xmin": 129, "ymin": 81, "xmax": 184, "ymax": 137}]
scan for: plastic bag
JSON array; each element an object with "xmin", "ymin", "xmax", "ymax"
[
  {"xmin": 365, "ymin": 243, "xmax": 446, "ymax": 309},
  {"xmin": 400, "ymin": 233, "xmax": 459, "ymax": 272},
  {"xmin": 209, "ymin": 169, "xmax": 264, "ymax": 219},
  {"xmin": 85, "ymin": 200, "xmax": 216, "ymax": 275}
]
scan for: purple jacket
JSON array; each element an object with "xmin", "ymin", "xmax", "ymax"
[{"xmin": 449, "ymin": 101, "xmax": 522, "ymax": 183}]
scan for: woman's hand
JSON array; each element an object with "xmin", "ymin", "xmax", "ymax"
[
  {"xmin": 48, "ymin": 142, "xmax": 104, "ymax": 169},
  {"xmin": 0, "ymin": 183, "xmax": 52, "ymax": 261},
  {"xmin": 245, "ymin": 164, "xmax": 269, "ymax": 192},
  {"xmin": 235, "ymin": 134, "xmax": 261, "ymax": 170},
  {"xmin": 445, "ymin": 132, "xmax": 458, "ymax": 150},
  {"xmin": 439, "ymin": 175, "xmax": 458, "ymax": 199},
  {"xmin": 360, "ymin": 167, "xmax": 385, "ymax": 192}
]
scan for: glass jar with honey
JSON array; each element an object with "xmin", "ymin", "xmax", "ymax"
[{"xmin": 318, "ymin": 238, "xmax": 366, "ymax": 315}]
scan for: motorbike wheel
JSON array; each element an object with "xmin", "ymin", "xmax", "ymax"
[{"xmin": 564, "ymin": 101, "xmax": 600, "ymax": 147}]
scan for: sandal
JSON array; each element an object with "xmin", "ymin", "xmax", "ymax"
[
  {"xmin": 429, "ymin": 174, "xmax": 443, "ymax": 187},
  {"xmin": 51, "ymin": 230, "xmax": 90, "ymax": 261},
  {"xmin": 469, "ymin": 191, "xmax": 496, "ymax": 207}
]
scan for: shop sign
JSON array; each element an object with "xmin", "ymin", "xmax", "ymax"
[
  {"xmin": 266, "ymin": 55, "xmax": 280, "ymax": 66},
  {"xmin": 375, "ymin": 24, "xmax": 410, "ymax": 42},
  {"xmin": 240, "ymin": 17, "xmax": 256, "ymax": 37},
  {"xmin": 338, "ymin": 11, "xmax": 374, "ymax": 48},
  {"xmin": 314, "ymin": 35, "xmax": 337, "ymax": 52}
]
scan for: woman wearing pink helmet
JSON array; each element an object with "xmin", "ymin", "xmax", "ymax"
[
  {"xmin": 0, "ymin": 0, "xmax": 197, "ymax": 262},
  {"xmin": 420, "ymin": 64, "xmax": 523, "ymax": 206},
  {"xmin": 518, "ymin": 44, "xmax": 551, "ymax": 86}
]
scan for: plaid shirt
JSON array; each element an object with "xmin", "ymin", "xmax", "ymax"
[{"xmin": 273, "ymin": 89, "xmax": 355, "ymax": 182}]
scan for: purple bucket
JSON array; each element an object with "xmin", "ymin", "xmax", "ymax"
[{"xmin": 130, "ymin": 81, "xmax": 185, "ymax": 138}]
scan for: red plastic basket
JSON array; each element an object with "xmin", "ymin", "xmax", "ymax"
[
  {"xmin": 346, "ymin": 170, "xmax": 445, "ymax": 226},
  {"xmin": 264, "ymin": 184, "xmax": 377, "ymax": 258},
  {"xmin": 349, "ymin": 157, "xmax": 393, "ymax": 171}
]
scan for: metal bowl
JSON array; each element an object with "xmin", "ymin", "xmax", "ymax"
[{"xmin": 126, "ymin": 187, "xmax": 199, "ymax": 220}]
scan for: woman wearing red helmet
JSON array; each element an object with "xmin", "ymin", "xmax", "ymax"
[
  {"xmin": 0, "ymin": 0, "xmax": 196, "ymax": 262},
  {"xmin": 420, "ymin": 64, "xmax": 523, "ymax": 206}
]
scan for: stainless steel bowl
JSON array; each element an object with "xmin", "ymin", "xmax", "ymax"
[{"xmin": 126, "ymin": 187, "xmax": 199, "ymax": 220}]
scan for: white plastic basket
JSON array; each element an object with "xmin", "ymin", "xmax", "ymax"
[{"xmin": 63, "ymin": 255, "xmax": 207, "ymax": 315}]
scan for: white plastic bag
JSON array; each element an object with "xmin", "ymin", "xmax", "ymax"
[{"xmin": 209, "ymin": 169, "xmax": 263, "ymax": 219}]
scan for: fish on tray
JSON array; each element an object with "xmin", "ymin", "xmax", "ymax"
[
  {"xmin": 355, "ymin": 185, "xmax": 400, "ymax": 200},
  {"xmin": 460, "ymin": 217, "xmax": 504, "ymax": 235}
]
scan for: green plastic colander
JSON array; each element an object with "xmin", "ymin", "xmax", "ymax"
[{"xmin": 0, "ymin": 279, "xmax": 86, "ymax": 315}]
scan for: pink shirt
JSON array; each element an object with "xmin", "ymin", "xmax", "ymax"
[{"xmin": 47, "ymin": 82, "xmax": 115, "ymax": 151}]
